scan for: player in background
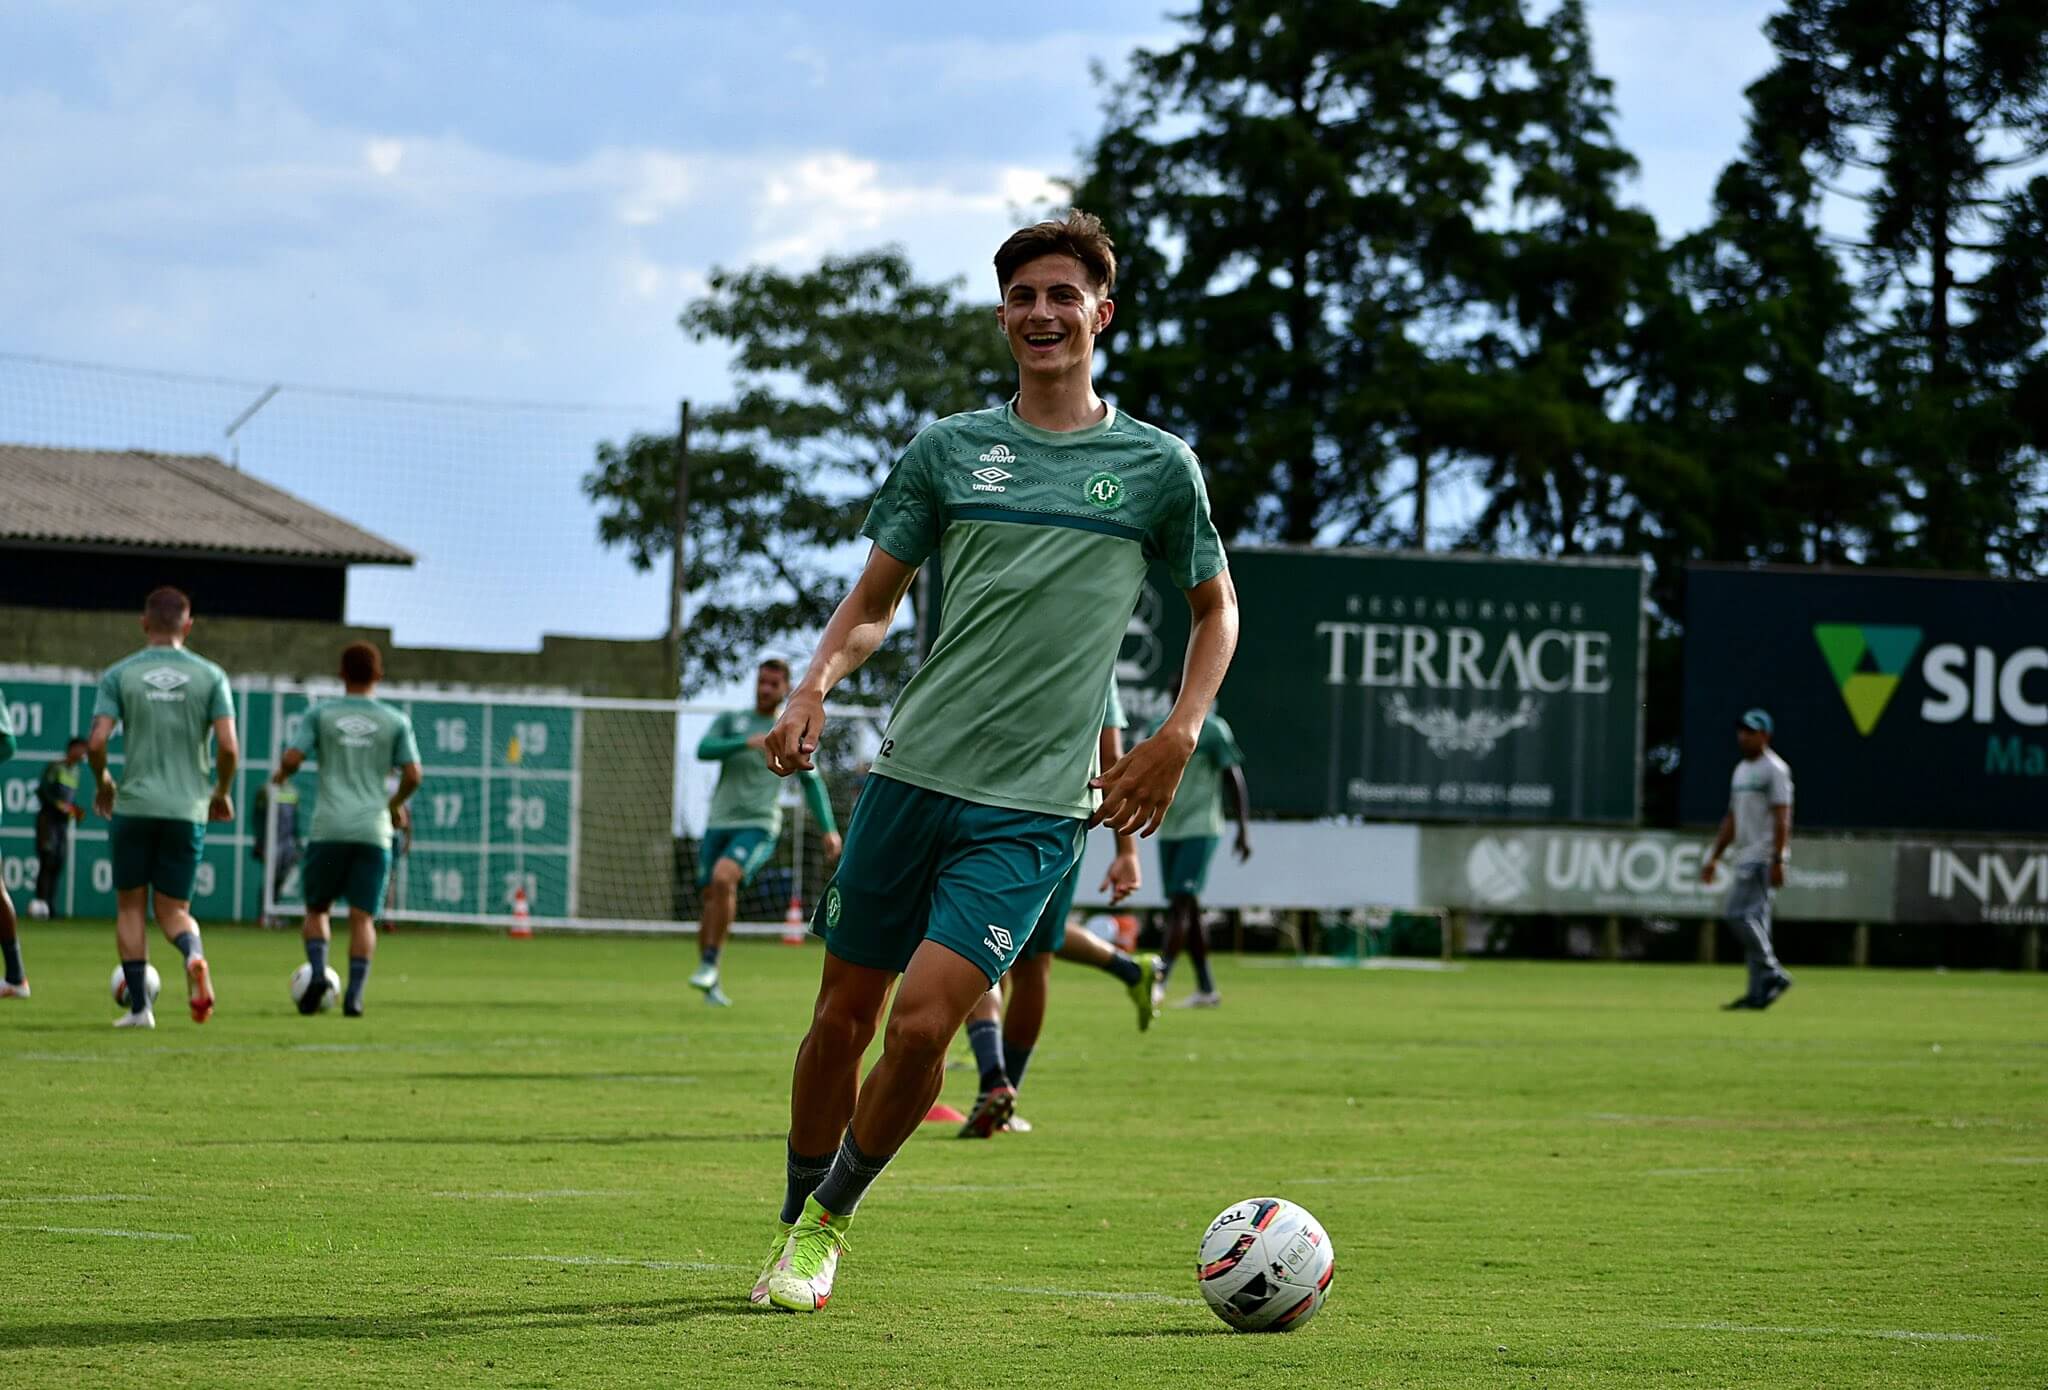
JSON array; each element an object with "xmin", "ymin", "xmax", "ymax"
[
  {"xmin": 753, "ymin": 211, "xmax": 1237, "ymax": 1314},
  {"xmin": 252, "ymin": 774, "xmax": 302, "ymax": 927},
  {"xmin": 29, "ymin": 737, "xmax": 88, "ymax": 919},
  {"xmin": 1702, "ymin": 708, "xmax": 1795, "ymax": 1010},
  {"xmin": 959, "ymin": 679, "xmax": 1159, "ymax": 1138},
  {"xmin": 272, "ymin": 642, "xmax": 422, "ymax": 1017},
  {"xmin": 693, "ymin": 658, "xmax": 842, "ymax": 1007},
  {"xmin": 1150, "ymin": 697, "xmax": 1251, "ymax": 1007},
  {"xmin": 88, "ymin": 587, "xmax": 234, "ymax": 1029},
  {"xmin": 0, "ymin": 691, "xmax": 25, "ymax": 998}
]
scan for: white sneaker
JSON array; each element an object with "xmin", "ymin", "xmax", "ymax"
[
  {"xmin": 114, "ymin": 1008, "xmax": 156, "ymax": 1029},
  {"xmin": 27, "ymin": 899, "xmax": 50, "ymax": 920},
  {"xmin": 1175, "ymin": 990, "xmax": 1222, "ymax": 1009},
  {"xmin": 688, "ymin": 961, "xmax": 719, "ymax": 992},
  {"xmin": 0, "ymin": 980, "xmax": 29, "ymax": 999}
]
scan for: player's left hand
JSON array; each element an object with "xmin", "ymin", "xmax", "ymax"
[
  {"xmin": 389, "ymin": 803, "xmax": 412, "ymax": 832},
  {"xmin": 765, "ymin": 691, "xmax": 824, "ymax": 776},
  {"xmin": 208, "ymin": 792, "xmax": 234, "ymax": 823},
  {"xmin": 1089, "ymin": 725, "xmax": 1194, "ymax": 836},
  {"xmin": 1234, "ymin": 831, "xmax": 1253, "ymax": 863},
  {"xmin": 1101, "ymin": 849, "xmax": 1141, "ymax": 905},
  {"xmin": 1769, "ymin": 861, "xmax": 1785, "ymax": 889},
  {"xmin": 822, "ymin": 831, "xmax": 843, "ymax": 865},
  {"xmin": 94, "ymin": 777, "xmax": 116, "ymax": 820}
]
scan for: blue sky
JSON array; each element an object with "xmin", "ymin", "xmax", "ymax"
[{"xmin": 1, "ymin": 0, "xmax": 1779, "ymax": 657}]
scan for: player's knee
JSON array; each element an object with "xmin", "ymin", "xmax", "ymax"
[
  {"xmin": 881, "ymin": 1000, "xmax": 957, "ymax": 1068},
  {"xmin": 808, "ymin": 990, "xmax": 878, "ymax": 1055},
  {"xmin": 707, "ymin": 862, "xmax": 742, "ymax": 897}
]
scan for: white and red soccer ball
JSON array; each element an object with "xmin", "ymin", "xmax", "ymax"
[{"xmin": 1196, "ymin": 1197, "xmax": 1335, "ymax": 1332}]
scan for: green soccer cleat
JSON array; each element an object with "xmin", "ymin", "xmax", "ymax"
[
  {"xmin": 748, "ymin": 1221, "xmax": 793, "ymax": 1305},
  {"xmin": 766, "ymin": 1194, "xmax": 853, "ymax": 1312},
  {"xmin": 1130, "ymin": 953, "xmax": 1163, "ymax": 1032},
  {"xmin": 689, "ymin": 961, "xmax": 720, "ymax": 993}
]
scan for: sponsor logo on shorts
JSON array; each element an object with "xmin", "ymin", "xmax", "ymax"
[
  {"xmin": 980, "ymin": 923, "xmax": 1014, "ymax": 957},
  {"xmin": 824, "ymin": 886, "xmax": 842, "ymax": 929}
]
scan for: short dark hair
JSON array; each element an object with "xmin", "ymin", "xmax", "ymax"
[
  {"xmin": 994, "ymin": 210, "xmax": 1117, "ymax": 296},
  {"xmin": 340, "ymin": 641, "xmax": 383, "ymax": 685},
  {"xmin": 143, "ymin": 586, "xmax": 192, "ymax": 633},
  {"xmin": 758, "ymin": 658, "xmax": 792, "ymax": 682},
  {"xmin": 67, "ymin": 736, "xmax": 88, "ymax": 751}
]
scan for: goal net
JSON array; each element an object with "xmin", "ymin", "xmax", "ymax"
[
  {"xmin": 254, "ymin": 685, "xmax": 885, "ymax": 935},
  {"xmin": 0, "ymin": 670, "xmax": 883, "ymax": 935}
]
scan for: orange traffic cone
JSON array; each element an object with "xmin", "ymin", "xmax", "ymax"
[
  {"xmin": 509, "ymin": 886, "xmax": 533, "ymax": 939},
  {"xmin": 781, "ymin": 897, "xmax": 807, "ymax": 946},
  {"xmin": 1114, "ymin": 913, "xmax": 1139, "ymax": 951}
]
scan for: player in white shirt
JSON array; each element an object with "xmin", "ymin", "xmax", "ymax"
[{"xmin": 1701, "ymin": 708, "xmax": 1794, "ymax": 1010}]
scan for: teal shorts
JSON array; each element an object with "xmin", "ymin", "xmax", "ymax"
[
  {"xmin": 302, "ymin": 841, "xmax": 393, "ymax": 913},
  {"xmin": 108, "ymin": 814, "xmax": 206, "ymax": 900},
  {"xmin": 1158, "ymin": 836, "xmax": 1219, "ymax": 898},
  {"xmin": 813, "ymin": 775, "xmax": 1083, "ymax": 985},
  {"xmin": 698, "ymin": 826, "xmax": 776, "ymax": 888},
  {"xmin": 1019, "ymin": 860, "xmax": 1085, "ymax": 960}
]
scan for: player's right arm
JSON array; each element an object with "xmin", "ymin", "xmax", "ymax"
[
  {"xmin": 87, "ymin": 667, "xmax": 122, "ymax": 818},
  {"xmin": 1701, "ymin": 812, "xmax": 1735, "ymax": 883},
  {"xmin": 696, "ymin": 712, "xmax": 751, "ymax": 761},
  {"xmin": 765, "ymin": 545, "xmax": 918, "ymax": 776}
]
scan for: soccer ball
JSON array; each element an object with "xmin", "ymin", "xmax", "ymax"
[
  {"xmin": 289, "ymin": 963, "xmax": 342, "ymax": 1012},
  {"xmin": 26, "ymin": 899, "xmax": 50, "ymax": 920},
  {"xmin": 1196, "ymin": 1197, "xmax": 1334, "ymax": 1332},
  {"xmin": 110, "ymin": 963, "xmax": 162, "ymax": 1008}
]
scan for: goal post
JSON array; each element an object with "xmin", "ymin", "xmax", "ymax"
[{"xmin": 253, "ymin": 682, "xmax": 884, "ymax": 935}]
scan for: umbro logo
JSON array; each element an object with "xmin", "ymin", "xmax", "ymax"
[
  {"xmin": 336, "ymin": 715, "xmax": 378, "ymax": 737},
  {"xmin": 142, "ymin": 668, "xmax": 190, "ymax": 691},
  {"xmin": 972, "ymin": 446, "xmax": 1018, "ymax": 492},
  {"xmin": 980, "ymin": 923, "xmax": 1015, "ymax": 957}
]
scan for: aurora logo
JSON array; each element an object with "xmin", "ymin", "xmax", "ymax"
[{"xmin": 1813, "ymin": 624, "xmax": 1923, "ymax": 735}]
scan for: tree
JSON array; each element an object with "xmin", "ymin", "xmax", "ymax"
[
  {"xmin": 1742, "ymin": 0, "xmax": 2048, "ymax": 572},
  {"xmin": 1437, "ymin": 0, "xmax": 1675, "ymax": 562},
  {"xmin": 1070, "ymin": 0, "xmax": 1575, "ymax": 547},
  {"xmin": 585, "ymin": 250, "xmax": 1011, "ymax": 695}
]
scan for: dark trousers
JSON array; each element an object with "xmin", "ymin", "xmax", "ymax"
[{"xmin": 33, "ymin": 814, "xmax": 67, "ymax": 906}]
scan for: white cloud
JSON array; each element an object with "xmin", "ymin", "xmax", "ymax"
[{"xmin": 364, "ymin": 137, "xmax": 405, "ymax": 177}]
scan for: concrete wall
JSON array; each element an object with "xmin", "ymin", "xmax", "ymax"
[{"xmin": 0, "ymin": 605, "xmax": 673, "ymax": 698}]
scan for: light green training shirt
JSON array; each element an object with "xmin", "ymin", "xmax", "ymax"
[
  {"xmin": 291, "ymin": 696, "xmax": 422, "ymax": 848},
  {"xmin": 862, "ymin": 401, "xmax": 1225, "ymax": 820},
  {"xmin": 1154, "ymin": 712, "xmax": 1244, "ymax": 841},
  {"xmin": 93, "ymin": 647, "xmax": 234, "ymax": 824},
  {"xmin": 699, "ymin": 708, "xmax": 838, "ymax": 836}
]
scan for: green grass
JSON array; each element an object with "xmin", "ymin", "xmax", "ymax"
[{"xmin": 1, "ymin": 922, "xmax": 2042, "ymax": 1388}]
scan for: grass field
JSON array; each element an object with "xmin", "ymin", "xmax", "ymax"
[{"xmin": 1, "ymin": 921, "xmax": 2042, "ymax": 1388}]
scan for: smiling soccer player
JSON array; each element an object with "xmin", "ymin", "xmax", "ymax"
[{"xmin": 750, "ymin": 211, "xmax": 1239, "ymax": 1313}]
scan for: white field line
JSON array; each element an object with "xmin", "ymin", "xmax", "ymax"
[
  {"xmin": 432, "ymin": 1190, "xmax": 635, "ymax": 1200},
  {"xmin": 6, "ymin": 1224, "xmax": 192, "ymax": 1241},
  {"xmin": 493, "ymin": 1255, "xmax": 1200, "ymax": 1306},
  {"xmin": 1985, "ymin": 1156, "xmax": 2048, "ymax": 1165},
  {"xmin": 498, "ymin": 1255, "xmax": 740, "ymax": 1272},
  {"xmin": 996, "ymin": 1285, "xmax": 1203, "ymax": 1307},
  {"xmin": 1662, "ymin": 1321, "xmax": 1996, "ymax": 1344},
  {"xmin": 0, "ymin": 1194, "xmax": 147, "ymax": 1205},
  {"xmin": 1643, "ymin": 1167, "xmax": 1752, "ymax": 1177}
]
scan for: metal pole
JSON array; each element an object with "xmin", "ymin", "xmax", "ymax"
[
  {"xmin": 667, "ymin": 401, "xmax": 691, "ymax": 696},
  {"xmin": 224, "ymin": 384, "xmax": 282, "ymax": 469}
]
